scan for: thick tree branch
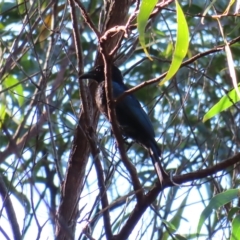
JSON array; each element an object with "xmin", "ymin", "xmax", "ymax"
[
  {"xmin": 113, "ymin": 152, "xmax": 240, "ymax": 240},
  {"xmin": 56, "ymin": 0, "xmax": 91, "ymax": 238},
  {"xmin": 56, "ymin": 0, "xmax": 133, "ymax": 239},
  {"xmin": 100, "ymin": 51, "xmax": 144, "ymax": 202}
]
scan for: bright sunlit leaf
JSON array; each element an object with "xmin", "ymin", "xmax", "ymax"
[
  {"xmin": 3, "ymin": 75, "xmax": 24, "ymax": 106},
  {"xmin": 39, "ymin": 4, "xmax": 65, "ymax": 43},
  {"xmin": 223, "ymin": 0, "xmax": 235, "ymax": 15},
  {"xmin": 160, "ymin": 0, "xmax": 189, "ymax": 85},
  {"xmin": 137, "ymin": 0, "xmax": 158, "ymax": 60},
  {"xmin": 225, "ymin": 44, "xmax": 240, "ymax": 99},
  {"xmin": 197, "ymin": 189, "xmax": 240, "ymax": 234},
  {"xmin": 0, "ymin": 103, "xmax": 6, "ymax": 128},
  {"xmin": 204, "ymin": 15, "xmax": 240, "ymax": 122},
  {"xmin": 201, "ymin": 0, "xmax": 217, "ymax": 24},
  {"xmin": 39, "ymin": 13, "xmax": 53, "ymax": 43},
  {"xmin": 230, "ymin": 215, "xmax": 240, "ymax": 240},
  {"xmin": 203, "ymin": 83, "xmax": 240, "ymax": 122}
]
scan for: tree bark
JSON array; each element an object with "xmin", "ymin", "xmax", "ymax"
[{"xmin": 55, "ymin": 1, "xmax": 131, "ymax": 239}]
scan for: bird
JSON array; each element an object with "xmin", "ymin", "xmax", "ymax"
[{"xmin": 80, "ymin": 65, "xmax": 167, "ymax": 183}]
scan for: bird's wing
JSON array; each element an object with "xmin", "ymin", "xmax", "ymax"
[{"xmin": 112, "ymin": 81, "xmax": 156, "ymax": 139}]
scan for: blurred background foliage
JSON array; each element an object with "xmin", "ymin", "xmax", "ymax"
[{"xmin": 0, "ymin": 0, "xmax": 240, "ymax": 239}]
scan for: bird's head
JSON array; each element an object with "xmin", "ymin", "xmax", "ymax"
[{"xmin": 80, "ymin": 65, "xmax": 123, "ymax": 84}]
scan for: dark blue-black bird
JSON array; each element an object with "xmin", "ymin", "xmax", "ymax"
[{"xmin": 80, "ymin": 65, "xmax": 167, "ymax": 183}]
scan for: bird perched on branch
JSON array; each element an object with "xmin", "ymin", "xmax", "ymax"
[{"xmin": 80, "ymin": 65, "xmax": 167, "ymax": 183}]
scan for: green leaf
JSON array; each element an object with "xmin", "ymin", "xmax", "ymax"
[
  {"xmin": 228, "ymin": 207, "xmax": 240, "ymax": 220},
  {"xmin": 137, "ymin": 0, "xmax": 158, "ymax": 60},
  {"xmin": 170, "ymin": 195, "xmax": 188, "ymax": 230},
  {"xmin": 230, "ymin": 215, "xmax": 240, "ymax": 240},
  {"xmin": 162, "ymin": 195, "xmax": 188, "ymax": 240},
  {"xmin": 162, "ymin": 219, "xmax": 177, "ymax": 232},
  {"xmin": 197, "ymin": 189, "xmax": 240, "ymax": 234},
  {"xmin": 17, "ymin": 0, "xmax": 26, "ymax": 15},
  {"xmin": 2, "ymin": 75, "xmax": 24, "ymax": 106},
  {"xmin": 0, "ymin": 103, "xmax": 6, "ymax": 128},
  {"xmin": 0, "ymin": 22, "xmax": 4, "ymax": 30},
  {"xmin": 225, "ymin": 44, "xmax": 240, "ymax": 101},
  {"xmin": 173, "ymin": 234, "xmax": 189, "ymax": 240},
  {"xmin": 163, "ymin": 42, "xmax": 174, "ymax": 58},
  {"xmin": 38, "ymin": 4, "xmax": 65, "ymax": 45},
  {"xmin": 203, "ymin": 85, "xmax": 240, "ymax": 122},
  {"xmin": 201, "ymin": 0, "xmax": 217, "ymax": 24},
  {"xmin": 160, "ymin": 0, "xmax": 189, "ymax": 85}
]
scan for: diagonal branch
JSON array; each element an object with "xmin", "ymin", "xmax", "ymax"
[
  {"xmin": 113, "ymin": 152, "xmax": 240, "ymax": 240},
  {"xmin": 116, "ymin": 35, "xmax": 240, "ymax": 103},
  {"xmin": 74, "ymin": 0, "xmax": 101, "ymax": 38}
]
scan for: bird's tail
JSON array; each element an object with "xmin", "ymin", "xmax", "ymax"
[{"xmin": 148, "ymin": 141, "xmax": 168, "ymax": 184}]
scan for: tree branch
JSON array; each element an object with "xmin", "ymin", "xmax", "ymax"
[
  {"xmin": 99, "ymin": 43, "xmax": 144, "ymax": 203},
  {"xmin": 113, "ymin": 152, "xmax": 240, "ymax": 240},
  {"xmin": 0, "ymin": 176, "xmax": 21, "ymax": 240},
  {"xmin": 56, "ymin": 0, "xmax": 91, "ymax": 238},
  {"xmin": 87, "ymin": 130, "xmax": 113, "ymax": 239},
  {"xmin": 116, "ymin": 35, "xmax": 240, "ymax": 103}
]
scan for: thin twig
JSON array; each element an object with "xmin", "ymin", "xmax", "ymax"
[
  {"xmin": 115, "ymin": 35, "xmax": 240, "ymax": 103},
  {"xmin": 87, "ymin": 131, "xmax": 113, "ymax": 240},
  {"xmin": 74, "ymin": 0, "xmax": 101, "ymax": 38}
]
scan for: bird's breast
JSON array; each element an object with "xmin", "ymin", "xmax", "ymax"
[{"xmin": 95, "ymin": 83, "xmax": 108, "ymax": 117}]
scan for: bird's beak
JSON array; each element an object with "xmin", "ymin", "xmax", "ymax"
[{"xmin": 79, "ymin": 70, "xmax": 97, "ymax": 80}]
